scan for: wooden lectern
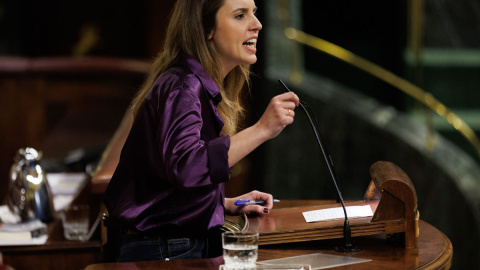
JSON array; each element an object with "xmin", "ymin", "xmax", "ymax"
[
  {"xmin": 237, "ymin": 161, "xmax": 419, "ymax": 249},
  {"xmin": 366, "ymin": 160, "xmax": 419, "ymax": 248}
]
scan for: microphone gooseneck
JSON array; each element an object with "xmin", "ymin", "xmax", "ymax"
[{"xmin": 278, "ymin": 79, "xmax": 362, "ymax": 253}]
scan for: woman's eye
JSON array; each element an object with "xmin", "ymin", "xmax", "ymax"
[{"xmin": 235, "ymin": 13, "xmax": 245, "ymax": 19}]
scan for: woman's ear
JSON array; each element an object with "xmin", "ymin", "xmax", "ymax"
[{"xmin": 208, "ymin": 30, "xmax": 215, "ymax": 40}]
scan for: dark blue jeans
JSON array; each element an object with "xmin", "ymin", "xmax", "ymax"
[{"xmin": 117, "ymin": 233, "xmax": 206, "ymax": 262}]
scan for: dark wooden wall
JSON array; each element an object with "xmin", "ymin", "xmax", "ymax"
[
  {"xmin": 0, "ymin": 57, "xmax": 150, "ymax": 203},
  {"xmin": 0, "ymin": 0, "xmax": 176, "ymax": 203}
]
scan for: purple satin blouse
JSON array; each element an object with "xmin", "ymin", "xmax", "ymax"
[{"xmin": 104, "ymin": 53, "xmax": 230, "ymax": 235}]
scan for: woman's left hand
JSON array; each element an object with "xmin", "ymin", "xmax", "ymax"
[{"xmin": 225, "ymin": 190, "xmax": 274, "ymax": 215}]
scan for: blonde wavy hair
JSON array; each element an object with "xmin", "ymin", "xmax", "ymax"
[{"xmin": 131, "ymin": 0, "xmax": 250, "ymax": 136}]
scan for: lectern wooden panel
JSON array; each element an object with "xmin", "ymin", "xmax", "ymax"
[
  {"xmin": 241, "ymin": 161, "xmax": 419, "ymax": 248},
  {"xmin": 366, "ymin": 160, "xmax": 419, "ymax": 248}
]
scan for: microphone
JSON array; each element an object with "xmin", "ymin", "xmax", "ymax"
[{"xmin": 278, "ymin": 79, "xmax": 362, "ymax": 253}]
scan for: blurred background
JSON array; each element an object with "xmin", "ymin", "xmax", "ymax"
[{"xmin": 0, "ymin": 0, "xmax": 478, "ymax": 269}]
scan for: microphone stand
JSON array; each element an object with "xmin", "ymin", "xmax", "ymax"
[{"xmin": 278, "ymin": 80, "xmax": 362, "ymax": 253}]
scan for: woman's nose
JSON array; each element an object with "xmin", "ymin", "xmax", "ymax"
[{"xmin": 251, "ymin": 17, "xmax": 262, "ymax": 31}]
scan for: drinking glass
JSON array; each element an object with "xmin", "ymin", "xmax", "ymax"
[
  {"xmin": 222, "ymin": 231, "xmax": 259, "ymax": 270},
  {"xmin": 61, "ymin": 205, "xmax": 89, "ymax": 241}
]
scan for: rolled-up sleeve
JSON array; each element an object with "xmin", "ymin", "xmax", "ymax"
[{"xmin": 207, "ymin": 136, "xmax": 230, "ymax": 183}]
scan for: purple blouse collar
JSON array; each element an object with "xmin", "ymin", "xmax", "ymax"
[{"xmin": 178, "ymin": 53, "xmax": 222, "ymax": 105}]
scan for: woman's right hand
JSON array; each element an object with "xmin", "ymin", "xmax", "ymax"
[
  {"xmin": 227, "ymin": 92, "xmax": 299, "ymax": 167},
  {"xmin": 254, "ymin": 92, "xmax": 300, "ymax": 140}
]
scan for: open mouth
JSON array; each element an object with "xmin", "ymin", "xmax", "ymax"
[{"xmin": 242, "ymin": 39, "xmax": 257, "ymax": 49}]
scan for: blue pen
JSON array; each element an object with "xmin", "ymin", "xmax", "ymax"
[{"xmin": 234, "ymin": 199, "xmax": 280, "ymax": 206}]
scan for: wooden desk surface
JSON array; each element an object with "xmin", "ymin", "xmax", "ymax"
[{"xmin": 85, "ymin": 200, "xmax": 452, "ymax": 270}]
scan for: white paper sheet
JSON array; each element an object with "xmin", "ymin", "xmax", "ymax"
[
  {"xmin": 303, "ymin": 205, "xmax": 373, "ymax": 223},
  {"xmin": 47, "ymin": 172, "xmax": 88, "ymax": 211},
  {"xmin": 47, "ymin": 172, "xmax": 87, "ymax": 195},
  {"xmin": 0, "ymin": 234, "xmax": 48, "ymax": 246},
  {"xmin": 259, "ymin": 252, "xmax": 371, "ymax": 269}
]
